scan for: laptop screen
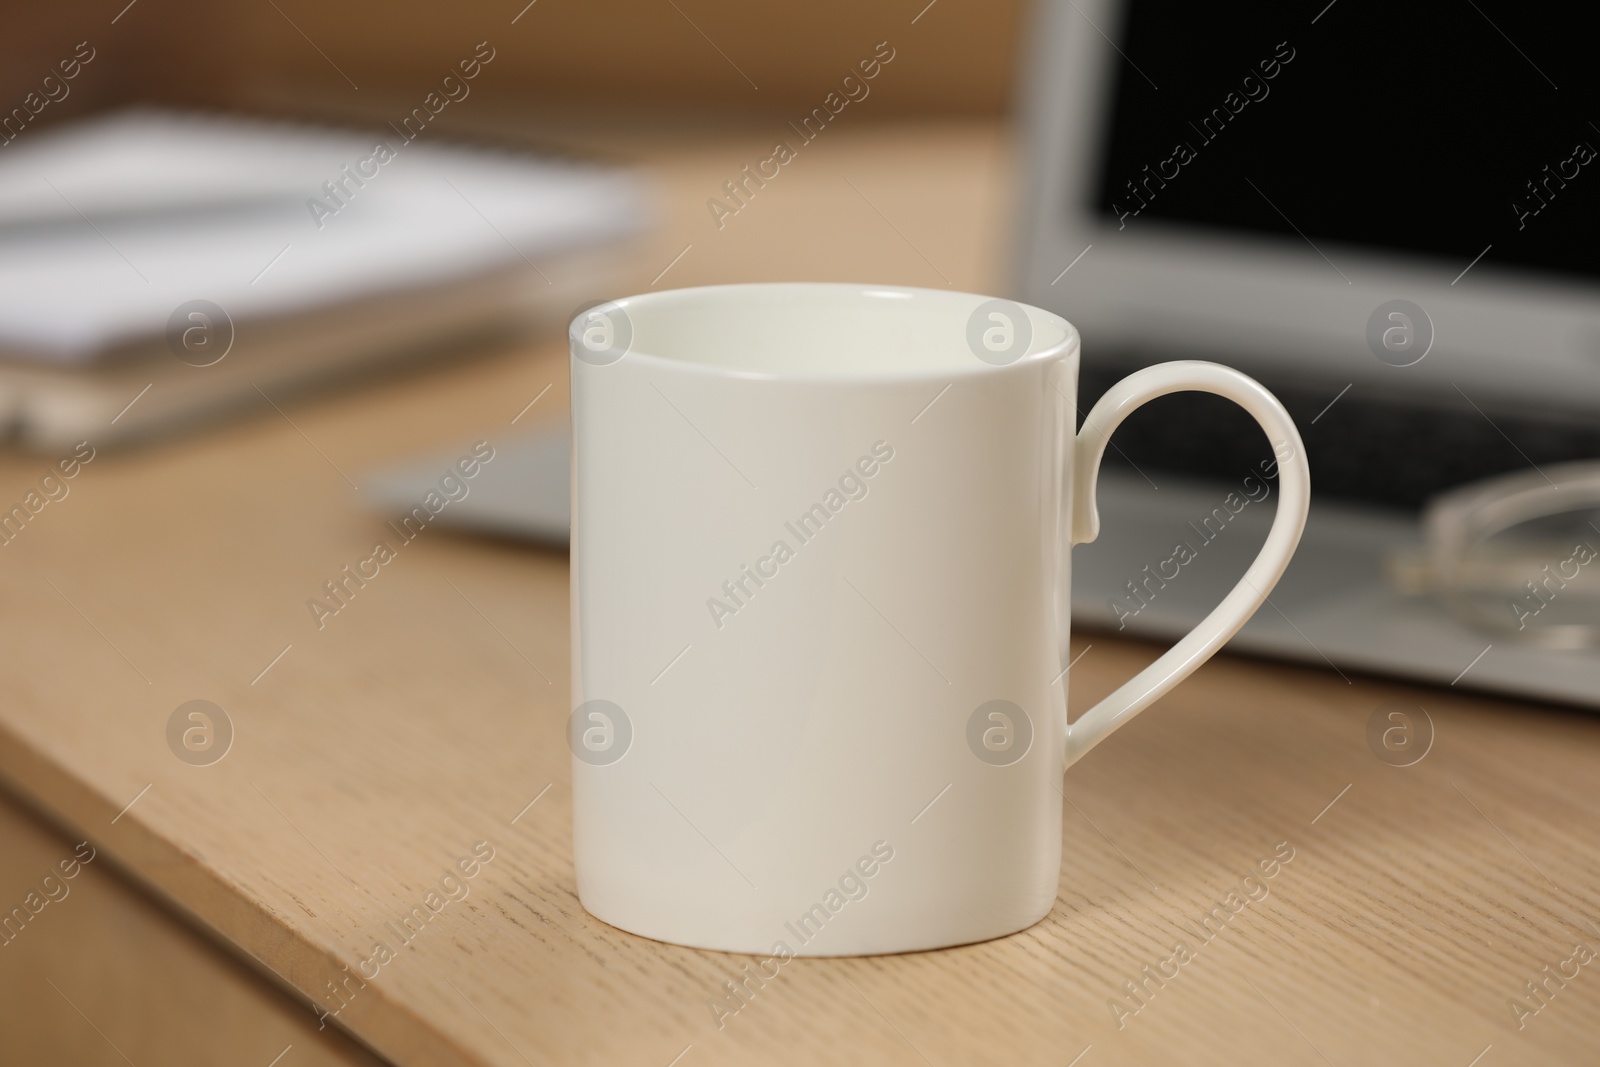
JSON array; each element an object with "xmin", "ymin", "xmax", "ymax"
[{"xmin": 1090, "ymin": 0, "xmax": 1600, "ymax": 282}]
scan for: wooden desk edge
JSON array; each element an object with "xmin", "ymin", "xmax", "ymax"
[{"xmin": 0, "ymin": 720, "xmax": 481, "ymax": 1067}]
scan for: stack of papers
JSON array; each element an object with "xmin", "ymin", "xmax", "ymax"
[{"xmin": 0, "ymin": 109, "xmax": 649, "ymax": 446}]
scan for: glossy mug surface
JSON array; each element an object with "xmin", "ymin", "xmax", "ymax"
[{"xmin": 569, "ymin": 283, "xmax": 1307, "ymax": 955}]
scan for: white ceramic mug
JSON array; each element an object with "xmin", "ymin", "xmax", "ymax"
[{"xmin": 569, "ymin": 283, "xmax": 1308, "ymax": 956}]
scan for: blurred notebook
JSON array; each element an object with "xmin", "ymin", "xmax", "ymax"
[{"xmin": 0, "ymin": 108, "xmax": 649, "ymax": 447}]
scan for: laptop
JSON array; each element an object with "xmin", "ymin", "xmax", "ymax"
[
  {"xmin": 1005, "ymin": 0, "xmax": 1600, "ymax": 704},
  {"xmin": 370, "ymin": 0, "xmax": 1600, "ymax": 706}
]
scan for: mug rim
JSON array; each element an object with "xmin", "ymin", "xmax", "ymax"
[{"xmin": 569, "ymin": 281, "xmax": 1080, "ymax": 384}]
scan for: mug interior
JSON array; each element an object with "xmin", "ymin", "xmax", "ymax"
[{"xmin": 593, "ymin": 282, "xmax": 1075, "ymax": 379}]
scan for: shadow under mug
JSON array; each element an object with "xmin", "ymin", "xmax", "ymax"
[{"xmin": 569, "ymin": 283, "xmax": 1308, "ymax": 956}]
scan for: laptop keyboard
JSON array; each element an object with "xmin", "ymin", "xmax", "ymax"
[{"xmin": 1078, "ymin": 363, "xmax": 1600, "ymax": 511}]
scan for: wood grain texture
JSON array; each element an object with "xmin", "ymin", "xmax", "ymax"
[
  {"xmin": 0, "ymin": 122, "xmax": 1596, "ymax": 1066},
  {"xmin": 0, "ymin": 786, "xmax": 384, "ymax": 1066}
]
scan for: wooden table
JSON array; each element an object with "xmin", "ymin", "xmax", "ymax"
[{"xmin": 1, "ymin": 120, "xmax": 1597, "ymax": 1067}]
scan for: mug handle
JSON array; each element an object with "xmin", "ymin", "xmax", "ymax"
[{"xmin": 1065, "ymin": 361, "xmax": 1311, "ymax": 767}]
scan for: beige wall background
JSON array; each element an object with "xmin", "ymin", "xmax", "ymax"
[{"xmin": 2, "ymin": 0, "xmax": 1027, "ymax": 135}]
